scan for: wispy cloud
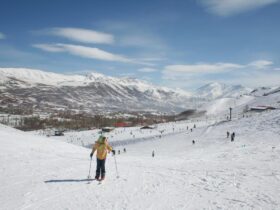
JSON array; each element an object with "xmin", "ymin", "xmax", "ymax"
[
  {"xmin": 163, "ymin": 60, "xmax": 274, "ymax": 76},
  {"xmin": 138, "ymin": 67, "xmax": 158, "ymax": 73},
  {"xmin": 33, "ymin": 43, "xmax": 155, "ymax": 66},
  {"xmin": 248, "ymin": 60, "xmax": 273, "ymax": 69},
  {"xmin": 40, "ymin": 27, "xmax": 114, "ymax": 44},
  {"xmin": 33, "ymin": 43, "xmax": 132, "ymax": 63},
  {"xmin": 198, "ymin": 0, "xmax": 279, "ymax": 16},
  {"xmin": 34, "ymin": 24, "xmax": 165, "ymax": 66},
  {"xmin": 0, "ymin": 32, "xmax": 6, "ymax": 39},
  {"xmin": 163, "ymin": 62, "xmax": 242, "ymax": 76},
  {"xmin": 162, "ymin": 60, "xmax": 279, "ymax": 88},
  {"xmin": 33, "ymin": 44, "xmax": 65, "ymax": 52}
]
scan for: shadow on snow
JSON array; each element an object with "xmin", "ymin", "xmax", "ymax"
[{"xmin": 45, "ymin": 178, "xmax": 95, "ymax": 183}]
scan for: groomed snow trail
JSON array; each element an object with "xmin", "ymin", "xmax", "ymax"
[{"xmin": 1, "ymin": 111, "xmax": 280, "ymax": 210}]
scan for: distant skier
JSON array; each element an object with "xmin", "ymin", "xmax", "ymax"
[
  {"xmin": 192, "ymin": 140, "xmax": 195, "ymax": 145},
  {"xmin": 152, "ymin": 150, "xmax": 155, "ymax": 157},
  {"xmin": 194, "ymin": 124, "xmax": 196, "ymax": 128},
  {"xmin": 231, "ymin": 132, "xmax": 235, "ymax": 142},
  {"xmin": 187, "ymin": 126, "xmax": 188, "ymax": 130},
  {"xmin": 190, "ymin": 128, "xmax": 193, "ymax": 132},
  {"xmin": 118, "ymin": 150, "xmax": 120, "ymax": 155},
  {"xmin": 227, "ymin": 131, "xmax": 230, "ymax": 138},
  {"xmin": 123, "ymin": 148, "xmax": 126, "ymax": 153},
  {"xmin": 90, "ymin": 136, "xmax": 113, "ymax": 181}
]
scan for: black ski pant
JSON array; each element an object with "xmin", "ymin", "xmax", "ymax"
[{"xmin": 95, "ymin": 158, "xmax": 106, "ymax": 179}]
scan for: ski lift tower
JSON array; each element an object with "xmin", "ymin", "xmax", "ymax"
[{"xmin": 229, "ymin": 107, "xmax": 232, "ymax": 120}]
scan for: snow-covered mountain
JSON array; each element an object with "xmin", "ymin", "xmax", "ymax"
[
  {"xmin": 0, "ymin": 68, "xmax": 193, "ymax": 114},
  {"xmin": 195, "ymin": 82, "xmax": 252, "ymax": 100},
  {"xmin": 2, "ymin": 68, "xmax": 275, "ymax": 116}
]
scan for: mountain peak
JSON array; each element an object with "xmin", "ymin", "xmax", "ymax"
[
  {"xmin": 0, "ymin": 67, "xmax": 86, "ymax": 86},
  {"xmin": 85, "ymin": 72, "xmax": 107, "ymax": 81}
]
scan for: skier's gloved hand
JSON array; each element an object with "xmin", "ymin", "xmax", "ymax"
[{"xmin": 90, "ymin": 153, "xmax": 93, "ymax": 158}]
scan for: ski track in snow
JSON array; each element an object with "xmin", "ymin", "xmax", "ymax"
[{"xmin": 1, "ymin": 110, "xmax": 280, "ymax": 209}]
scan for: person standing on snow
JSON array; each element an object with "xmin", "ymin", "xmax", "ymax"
[
  {"xmin": 90, "ymin": 136, "xmax": 113, "ymax": 181},
  {"xmin": 231, "ymin": 132, "xmax": 235, "ymax": 142}
]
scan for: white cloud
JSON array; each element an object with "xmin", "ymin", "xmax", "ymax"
[
  {"xmin": 163, "ymin": 60, "xmax": 274, "ymax": 77},
  {"xmin": 47, "ymin": 27, "xmax": 114, "ymax": 44},
  {"xmin": 198, "ymin": 0, "xmax": 279, "ymax": 16},
  {"xmin": 139, "ymin": 57, "xmax": 164, "ymax": 62},
  {"xmin": 33, "ymin": 43, "xmax": 134, "ymax": 63},
  {"xmin": 33, "ymin": 44, "xmax": 65, "ymax": 52},
  {"xmin": 58, "ymin": 44, "xmax": 130, "ymax": 62},
  {"xmin": 162, "ymin": 60, "xmax": 280, "ymax": 88},
  {"xmin": 138, "ymin": 67, "xmax": 158, "ymax": 73},
  {"xmin": 0, "ymin": 32, "xmax": 6, "ymax": 39},
  {"xmin": 248, "ymin": 60, "xmax": 273, "ymax": 69},
  {"xmin": 163, "ymin": 62, "xmax": 242, "ymax": 75}
]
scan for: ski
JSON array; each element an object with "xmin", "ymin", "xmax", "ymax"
[
  {"xmin": 98, "ymin": 180, "xmax": 105, "ymax": 185},
  {"xmin": 97, "ymin": 178, "xmax": 105, "ymax": 185}
]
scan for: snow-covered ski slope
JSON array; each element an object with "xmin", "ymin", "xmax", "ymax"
[
  {"xmin": 1, "ymin": 110, "xmax": 280, "ymax": 210},
  {"xmin": 38, "ymin": 119, "xmax": 214, "ymax": 148},
  {"xmin": 199, "ymin": 89, "xmax": 280, "ymax": 116}
]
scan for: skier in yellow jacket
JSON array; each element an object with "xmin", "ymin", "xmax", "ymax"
[{"xmin": 90, "ymin": 136, "xmax": 113, "ymax": 180}]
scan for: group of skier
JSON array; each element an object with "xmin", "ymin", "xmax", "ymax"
[
  {"xmin": 89, "ymin": 124, "xmax": 235, "ymax": 181},
  {"xmin": 227, "ymin": 131, "xmax": 235, "ymax": 141}
]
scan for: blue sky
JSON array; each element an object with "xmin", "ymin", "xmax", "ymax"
[{"xmin": 0, "ymin": 0, "xmax": 280, "ymax": 90}]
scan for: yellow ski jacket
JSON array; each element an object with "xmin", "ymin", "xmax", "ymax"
[{"xmin": 91, "ymin": 137, "xmax": 112, "ymax": 160}]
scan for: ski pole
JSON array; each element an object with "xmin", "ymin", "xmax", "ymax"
[
  {"xmin": 113, "ymin": 155, "xmax": 119, "ymax": 178},
  {"xmin": 87, "ymin": 157, "xmax": 93, "ymax": 179}
]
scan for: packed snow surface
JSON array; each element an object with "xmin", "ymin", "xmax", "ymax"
[{"xmin": 1, "ymin": 110, "xmax": 280, "ymax": 209}]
